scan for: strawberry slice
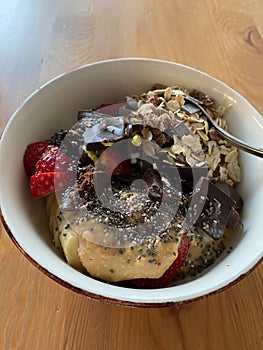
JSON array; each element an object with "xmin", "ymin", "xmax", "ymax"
[
  {"xmin": 113, "ymin": 159, "xmax": 132, "ymax": 176},
  {"xmin": 100, "ymin": 149, "xmax": 132, "ymax": 177},
  {"xmin": 30, "ymin": 172, "xmax": 72, "ymax": 198},
  {"xmin": 23, "ymin": 140, "xmax": 49, "ymax": 177},
  {"xmin": 130, "ymin": 235, "xmax": 191, "ymax": 288},
  {"xmin": 96, "ymin": 102, "xmax": 128, "ymax": 116},
  {"xmin": 35, "ymin": 145, "xmax": 72, "ymax": 174}
]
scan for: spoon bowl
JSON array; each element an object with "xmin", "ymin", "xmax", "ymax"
[{"xmin": 184, "ymin": 95, "xmax": 263, "ymax": 158}]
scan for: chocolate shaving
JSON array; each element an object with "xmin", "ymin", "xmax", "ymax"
[{"xmin": 78, "ymin": 165, "xmax": 95, "ymax": 196}]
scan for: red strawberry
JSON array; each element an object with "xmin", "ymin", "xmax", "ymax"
[
  {"xmin": 23, "ymin": 140, "xmax": 49, "ymax": 177},
  {"xmin": 35, "ymin": 145, "xmax": 72, "ymax": 174},
  {"xmin": 113, "ymin": 159, "xmax": 132, "ymax": 176},
  {"xmin": 96, "ymin": 102, "xmax": 128, "ymax": 116},
  {"xmin": 100, "ymin": 149, "xmax": 132, "ymax": 176},
  {"xmin": 130, "ymin": 235, "xmax": 191, "ymax": 288},
  {"xmin": 30, "ymin": 172, "xmax": 72, "ymax": 198}
]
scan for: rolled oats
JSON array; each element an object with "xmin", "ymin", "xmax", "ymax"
[
  {"xmin": 207, "ymin": 140, "xmax": 217, "ymax": 155},
  {"xmin": 170, "ymin": 144, "xmax": 184, "ymax": 154},
  {"xmin": 211, "ymin": 146, "xmax": 221, "ymax": 171},
  {"xmin": 128, "ymin": 83, "xmax": 241, "ymax": 185},
  {"xmin": 225, "ymin": 149, "xmax": 238, "ymax": 163},
  {"xmin": 219, "ymin": 166, "xmax": 228, "ymax": 182},
  {"xmin": 182, "ymin": 134, "xmax": 202, "ymax": 153},
  {"xmin": 164, "ymin": 87, "xmax": 172, "ymax": 101},
  {"xmin": 188, "ymin": 122, "xmax": 205, "ymax": 131},
  {"xmin": 197, "ymin": 130, "xmax": 209, "ymax": 142},
  {"xmin": 227, "ymin": 160, "xmax": 241, "ymax": 182},
  {"xmin": 204, "ymin": 120, "xmax": 209, "ymax": 135},
  {"xmin": 185, "ymin": 114, "xmax": 202, "ymax": 123},
  {"xmin": 166, "ymin": 99, "xmax": 181, "ymax": 112},
  {"xmin": 219, "ymin": 145, "xmax": 231, "ymax": 155},
  {"xmin": 171, "ymin": 89, "xmax": 185, "ymax": 96}
]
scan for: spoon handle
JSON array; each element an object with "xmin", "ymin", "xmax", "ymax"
[{"xmin": 184, "ymin": 95, "xmax": 263, "ymax": 158}]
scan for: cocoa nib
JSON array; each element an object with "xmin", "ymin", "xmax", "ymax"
[{"xmin": 77, "ymin": 164, "xmax": 95, "ymax": 196}]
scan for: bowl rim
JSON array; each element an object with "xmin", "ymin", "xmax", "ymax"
[{"xmin": 0, "ymin": 58, "xmax": 262, "ymax": 307}]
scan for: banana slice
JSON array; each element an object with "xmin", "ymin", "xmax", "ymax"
[
  {"xmin": 46, "ymin": 194, "xmax": 85, "ymax": 272},
  {"xmin": 46, "ymin": 194, "xmax": 62, "ymax": 249}
]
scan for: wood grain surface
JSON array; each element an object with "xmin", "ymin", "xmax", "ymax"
[{"xmin": 0, "ymin": 1, "xmax": 262, "ymax": 349}]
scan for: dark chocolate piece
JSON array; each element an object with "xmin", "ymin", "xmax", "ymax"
[
  {"xmin": 158, "ymin": 159, "xmax": 209, "ymax": 193},
  {"xmin": 142, "ymin": 168, "xmax": 163, "ymax": 202},
  {"xmin": 186, "ymin": 177, "xmax": 236, "ymax": 240},
  {"xmin": 79, "ymin": 108, "xmax": 145, "ymax": 149},
  {"xmin": 83, "ymin": 115, "xmax": 125, "ymax": 150},
  {"xmin": 214, "ymin": 182, "xmax": 243, "ymax": 210},
  {"xmin": 214, "ymin": 181, "xmax": 243, "ymax": 229},
  {"xmin": 177, "ymin": 164, "xmax": 209, "ymax": 192}
]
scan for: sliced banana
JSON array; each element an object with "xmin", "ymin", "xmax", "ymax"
[
  {"xmin": 46, "ymin": 194, "xmax": 61, "ymax": 249},
  {"xmin": 46, "ymin": 194, "xmax": 85, "ymax": 272}
]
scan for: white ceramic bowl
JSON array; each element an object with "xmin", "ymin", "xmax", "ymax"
[{"xmin": 0, "ymin": 58, "xmax": 262, "ymax": 307}]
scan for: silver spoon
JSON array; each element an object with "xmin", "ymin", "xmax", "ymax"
[{"xmin": 183, "ymin": 95, "xmax": 263, "ymax": 158}]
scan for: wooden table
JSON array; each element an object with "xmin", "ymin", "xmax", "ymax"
[{"xmin": 0, "ymin": 1, "xmax": 262, "ymax": 349}]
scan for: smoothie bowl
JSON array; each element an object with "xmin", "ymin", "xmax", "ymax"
[{"xmin": 0, "ymin": 58, "xmax": 262, "ymax": 307}]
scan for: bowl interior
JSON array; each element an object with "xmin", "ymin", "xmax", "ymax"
[{"xmin": 0, "ymin": 58, "xmax": 262, "ymax": 305}]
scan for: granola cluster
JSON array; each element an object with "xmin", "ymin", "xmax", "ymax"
[{"xmin": 127, "ymin": 85, "xmax": 241, "ymax": 186}]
